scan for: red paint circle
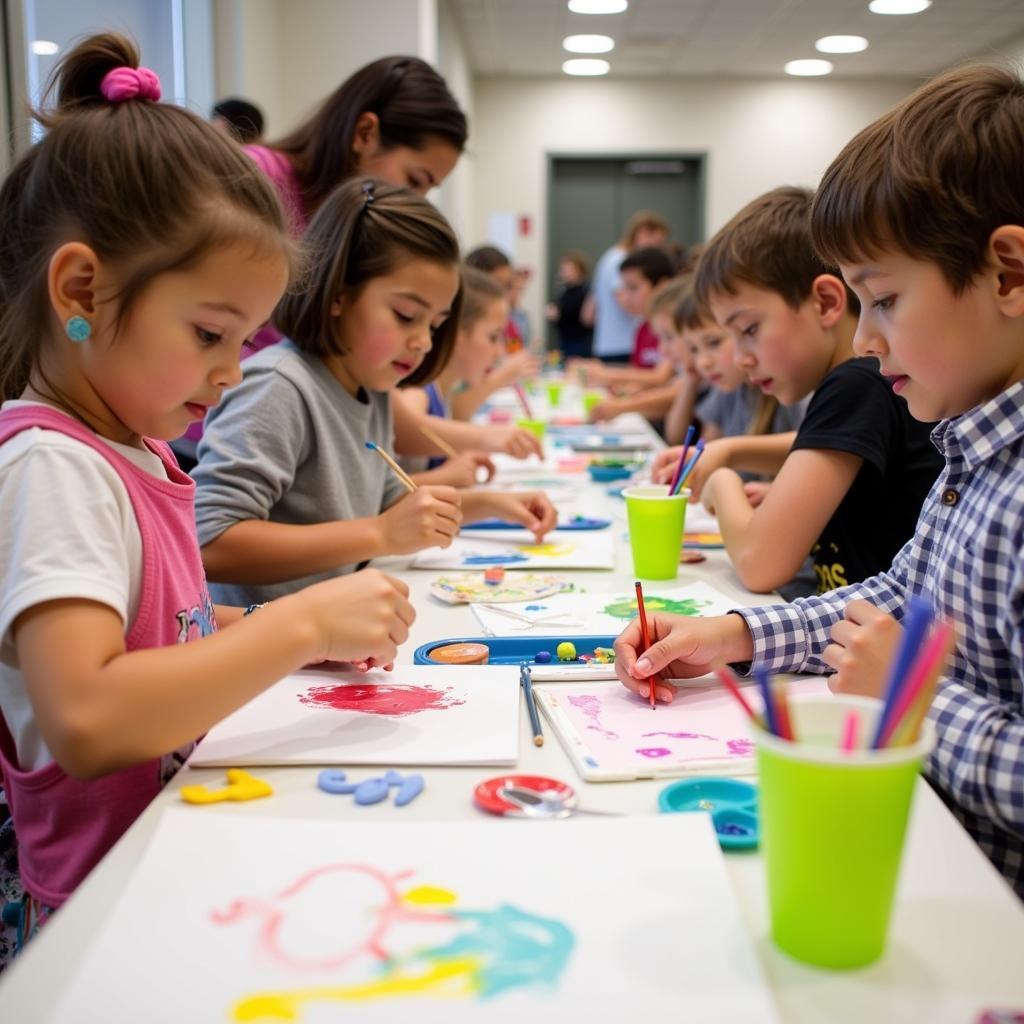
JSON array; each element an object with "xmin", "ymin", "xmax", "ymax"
[{"xmin": 473, "ymin": 774, "xmax": 577, "ymax": 817}]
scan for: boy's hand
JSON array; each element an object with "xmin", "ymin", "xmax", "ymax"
[
  {"xmin": 822, "ymin": 599, "xmax": 903, "ymax": 698},
  {"xmin": 466, "ymin": 490, "xmax": 557, "ymax": 542},
  {"xmin": 379, "ymin": 486, "xmax": 461, "ymax": 554},
  {"xmin": 614, "ymin": 612, "xmax": 755, "ymax": 703},
  {"xmin": 421, "ymin": 451, "xmax": 495, "ymax": 488},
  {"xmin": 301, "ymin": 570, "xmax": 415, "ymax": 666}
]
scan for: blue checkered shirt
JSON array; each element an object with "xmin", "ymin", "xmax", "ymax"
[{"xmin": 736, "ymin": 380, "xmax": 1024, "ymax": 899}]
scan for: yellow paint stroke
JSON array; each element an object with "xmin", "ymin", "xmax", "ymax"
[
  {"xmin": 517, "ymin": 542, "xmax": 574, "ymax": 558},
  {"xmin": 180, "ymin": 769, "xmax": 272, "ymax": 805},
  {"xmin": 402, "ymin": 885, "xmax": 457, "ymax": 905},
  {"xmin": 232, "ymin": 957, "xmax": 482, "ymax": 1021}
]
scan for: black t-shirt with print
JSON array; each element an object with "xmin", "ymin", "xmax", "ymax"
[{"xmin": 791, "ymin": 357, "xmax": 942, "ymax": 594}]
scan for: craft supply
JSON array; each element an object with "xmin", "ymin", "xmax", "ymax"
[
  {"xmin": 497, "ymin": 785, "xmax": 620, "ymax": 819},
  {"xmin": 672, "ymin": 439, "xmax": 706, "ymax": 495},
  {"xmin": 428, "ymin": 571, "xmax": 571, "ymax": 605},
  {"xmin": 773, "ymin": 684, "xmax": 794, "ymax": 742},
  {"xmin": 512, "ymin": 380, "xmax": 534, "ymax": 418},
  {"xmin": 535, "ymin": 650, "xmax": 552, "ymax": 664},
  {"xmin": 658, "ymin": 778, "xmax": 759, "ymax": 851},
  {"xmin": 536, "ymin": 677, "xmax": 829, "ymax": 782},
  {"xmin": 556, "ymin": 641, "xmax": 577, "ymax": 662},
  {"xmin": 413, "ymin": 531, "xmax": 615, "ymax": 571},
  {"xmin": 418, "ymin": 421, "xmax": 458, "ymax": 459},
  {"xmin": 679, "ymin": 550, "xmax": 707, "ymax": 564},
  {"xmin": 712, "ymin": 665, "xmax": 759, "ymax": 723},
  {"xmin": 428, "ymin": 642, "xmax": 490, "ymax": 665},
  {"xmin": 684, "ymin": 532, "xmax": 724, "ymax": 549},
  {"xmin": 841, "ymin": 710, "xmax": 859, "ymax": 753},
  {"xmin": 755, "ymin": 666, "xmax": 779, "ymax": 737},
  {"xmin": 473, "ymin": 774, "xmax": 577, "ymax": 818},
  {"xmin": 634, "ymin": 581, "xmax": 657, "ymax": 710},
  {"xmin": 180, "ymin": 769, "xmax": 272, "ymax": 805},
  {"xmin": 189, "ymin": 667, "xmax": 520, "ymax": 768},
  {"xmin": 521, "ymin": 662, "xmax": 544, "ymax": 747},
  {"xmin": 364, "ymin": 440, "xmax": 416, "ymax": 493},
  {"xmin": 484, "ymin": 566, "xmax": 506, "ymax": 585},
  {"xmin": 461, "ymin": 516, "xmax": 610, "ymax": 531},
  {"xmin": 667, "ymin": 425, "xmax": 695, "ymax": 495},
  {"xmin": 871, "ymin": 596, "xmax": 934, "ymax": 748},
  {"xmin": 476, "ymin": 602, "xmax": 584, "ymax": 630},
  {"xmin": 317, "ymin": 769, "xmax": 425, "ymax": 807}
]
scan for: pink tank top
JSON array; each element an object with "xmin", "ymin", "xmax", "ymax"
[{"xmin": 0, "ymin": 406, "xmax": 217, "ymax": 907}]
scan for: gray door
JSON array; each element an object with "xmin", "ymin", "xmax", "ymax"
[{"xmin": 546, "ymin": 154, "xmax": 705, "ymax": 336}]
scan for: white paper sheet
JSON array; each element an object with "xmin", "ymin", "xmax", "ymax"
[
  {"xmin": 412, "ymin": 531, "xmax": 615, "ymax": 571},
  {"xmin": 471, "ymin": 581, "xmax": 744, "ymax": 637},
  {"xmin": 53, "ymin": 810, "xmax": 780, "ymax": 1023},
  {"xmin": 190, "ymin": 667, "xmax": 520, "ymax": 768}
]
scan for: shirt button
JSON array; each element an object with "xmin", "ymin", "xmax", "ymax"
[{"xmin": 941, "ymin": 488, "xmax": 959, "ymax": 507}]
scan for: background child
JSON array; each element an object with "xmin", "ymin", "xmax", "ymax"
[
  {"xmin": 655, "ymin": 187, "xmax": 941, "ymax": 595},
  {"xmin": 615, "ymin": 63, "xmax": 1024, "ymax": 899},
  {"xmin": 194, "ymin": 181, "xmax": 555, "ymax": 610},
  {"xmin": 0, "ymin": 35, "xmax": 415, "ymax": 966},
  {"xmin": 396, "ymin": 266, "xmax": 514, "ymax": 484},
  {"xmin": 546, "ymin": 250, "xmax": 593, "ymax": 361}
]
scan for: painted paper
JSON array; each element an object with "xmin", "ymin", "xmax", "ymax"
[
  {"xmin": 190, "ymin": 667, "xmax": 520, "ymax": 768},
  {"xmin": 412, "ymin": 531, "xmax": 615, "ymax": 571},
  {"xmin": 54, "ymin": 811, "xmax": 780, "ymax": 1022}
]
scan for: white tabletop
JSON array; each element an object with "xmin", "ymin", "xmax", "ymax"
[{"xmin": 2, "ymin": 405, "xmax": 1022, "ymax": 1021}]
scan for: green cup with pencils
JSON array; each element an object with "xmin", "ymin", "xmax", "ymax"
[
  {"xmin": 623, "ymin": 484, "xmax": 688, "ymax": 580},
  {"xmin": 756, "ymin": 693, "xmax": 935, "ymax": 969}
]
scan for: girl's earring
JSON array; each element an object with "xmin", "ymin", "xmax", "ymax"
[{"xmin": 64, "ymin": 316, "xmax": 92, "ymax": 343}]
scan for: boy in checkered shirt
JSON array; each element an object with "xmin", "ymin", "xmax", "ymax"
[{"xmin": 615, "ymin": 63, "xmax": 1024, "ymax": 898}]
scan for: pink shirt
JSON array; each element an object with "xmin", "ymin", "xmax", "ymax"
[{"xmin": 0, "ymin": 406, "xmax": 216, "ymax": 907}]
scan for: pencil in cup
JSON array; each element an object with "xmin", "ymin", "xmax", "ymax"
[
  {"xmin": 520, "ymin": 662, "xmax": 544, "ymax": 747},
  {"xmin": 364, "ymin": 441, "xmax": 417, "ymax": 493},
  {"xmin": 667, "ymin": 425, "xmax": 695, "ymax": 492},
  {"xmin": 672, "ymin": 438, "xmax": 705, "ymax": 495}
]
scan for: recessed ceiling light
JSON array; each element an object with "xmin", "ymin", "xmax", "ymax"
[
  {"xmin": 563, "ymin": 34, "xmax": 615, "ymax": 53},
  {"xmin": 784, "ymin": 59, "xmax": 834, "ymax": 77},
  {"xmin": 816, "ymin": 35, "xmax": 869, "ymax": 53},
  {"xmin": 868, "ymin": 0, "xmax": 931, "ymax": 14},
  {"xmin": 563, "ymin": 58, "xmax": 611, "ymax": 76},
  {"xmin": 30, "ymin": 39, "xmax": 59, "ymax": 55},
  {"xmin": 568, "ymin": 0, "xmax": 628, "ymax": 14}
]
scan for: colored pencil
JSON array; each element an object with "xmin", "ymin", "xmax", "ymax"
[
  {"xmin": 364, "ymin": 441, "xmax": 417, "ymax": 493},
  {"xmin": 634, "ymin": 580, "xmax": 657, "ymax": 710},
  {"xmin": 712, "ymin": 664, "xmax": 759, "ymax": 723},
  {"xmin": 773, "ymin": 683, "xmax": 795, "ymax": 741},
  {"xmin": 520, "ymin": 662, "xmax": 544, "ymax": 746},
  {"xmin": 755, "ymin": 666, "xmax": 779, "ymax": 737},
  {"xmin": 878, "ymin": 620, "xmax": 954, "ymax": 748},
  {"xmin": 513, "ymin": 381, "xmax": 534, "ymax": 419},
  {"xmin": 871, "ymin": 596, "xmax": 934, "ymax": 748},
  {"xmin": 418, "ymin": 421, "xmax": 458, "ymax": 459},
  {"xmin": 667, "ymin": 425, "xmax": 695, "ymax": 493},
  {"xmin": 841, "ymin": 710, "xmax": 860, "ymax": 753},
  {"xmin": 672, "ymin": 439, "xmax": 706, "ymax": 495}
]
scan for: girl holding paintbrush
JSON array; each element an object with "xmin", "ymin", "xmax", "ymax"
[{"xmin": 193, "ymin": 181, "xmax": 555, "ymax": 610}]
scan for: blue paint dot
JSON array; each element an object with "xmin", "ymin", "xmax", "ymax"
[
  {"xmin": 534, "ymin": 650, "xmax": 552, "ymax": 663},
  {"xmin": 524, "ymin": 604, "xmax": 546, "ymax": 611},
  {"xmin": 717, "ymin": 823, "xmax": 752, "ymax": 837}
]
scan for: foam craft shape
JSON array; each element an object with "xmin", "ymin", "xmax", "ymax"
[{"xmin": 180, "ymin": 769, "xmax": 273, "ymax": 805}]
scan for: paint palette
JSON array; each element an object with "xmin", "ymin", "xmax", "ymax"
[
  {"xmin": 658, "ymin": 778, "xmax": 759, "ymax": 851},
  {"xmin": 429, "ymin": 572, "xmax": 572, "ymax": 605},
  {"xmin": 413, "ymin": 635, "xmax": 620, "ymax": 681},
  {"xmin": 473, "ymin": 774, "xmax": 577, "ymax": 818}
]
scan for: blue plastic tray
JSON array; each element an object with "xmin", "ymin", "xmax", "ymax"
[
  {"xmin": 658, "ymin": 778, "xmax": 759, "ymax": 851},
  {"xmin": 462, "ymin": 516, "xmax": 611, "ymax": 531},
  {"xmin": 413, "ymin": 634, "xmax": 619, "ymax": 681}
]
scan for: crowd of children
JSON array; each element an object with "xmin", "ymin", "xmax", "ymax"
[{"xmin": 0, "ymin": 29, "xmax": 1021, "ymax": 974}]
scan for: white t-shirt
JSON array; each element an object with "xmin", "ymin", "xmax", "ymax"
[{"xmin": 0, "ymin": 401, "xmax": 168, "ymax": 770}]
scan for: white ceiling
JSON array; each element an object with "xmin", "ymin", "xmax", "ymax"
[{"xmin": 449, "ymin": 0, "xmax": 1024, "ymax": 78}]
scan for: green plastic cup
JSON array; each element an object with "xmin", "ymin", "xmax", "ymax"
[
  {"xmin": 623, "ymin": 484, "xmax": 688, "ymax": 580},
  {"xmin": 582, "ymin": 391, "xmax": 603, "ymax": 417},
  {"xmin": 756, "ymin": 694, "xmax": 934, "ymax": 969},
  {"xmin": 545, "ymin": 381, "xmax": 563, "ymax": 407},
  {"xmin": 516, "ymin": 418, "xmax": 546, "ymax": 442}
]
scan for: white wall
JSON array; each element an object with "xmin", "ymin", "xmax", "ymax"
[
  {"xmin": 472, "ymin": 74, "xmax": 920, "ymax": 334},
  {"xmin": 435, "ymin": 0, "xmax": 474, "ymax": 244}
]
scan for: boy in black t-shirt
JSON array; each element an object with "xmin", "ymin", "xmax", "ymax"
[{"xmin": 674, "ymin": 185, "xmax": 941, "ymax": 594}]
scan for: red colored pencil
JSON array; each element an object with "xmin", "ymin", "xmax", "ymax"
[
  {"xmin": 513, "ymin": 381, "xmax": 533, "ymax": 419},
  {"xmin": 634, "ymin": 580, "xmax": 656, "ymax": 709}
]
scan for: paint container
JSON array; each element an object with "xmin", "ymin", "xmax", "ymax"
[{"xmin": 428, "ymin": 642, "xmax": 490, "ymax": 666}]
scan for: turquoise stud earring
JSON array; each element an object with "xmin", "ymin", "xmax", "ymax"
[{"xmin": 65, "ymin": 316, "xmax": 91, "ymax": 343}]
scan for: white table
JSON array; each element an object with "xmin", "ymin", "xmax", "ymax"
[{"xmin": 3, "ymin": 410, "xmax": 1022, "ymax": 1022}]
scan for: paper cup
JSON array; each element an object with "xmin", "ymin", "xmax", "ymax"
[
  {"xmin": 516, "ymin": 418, "xmax": 546, "ymax": 441},
  {"xmin": 756, "ymin": 694, "xmax": 934, "ymax": 969},
  {"xmin": 545, "ymin": 382, "xmax": 563, "ymax": 407},
  {"xmin": 582, "ymin": 392, "xmax": 603, "ymax": 417},
  {"xmin": 623, "ymin": 484, "xmax": 688, "ymax": 580}
]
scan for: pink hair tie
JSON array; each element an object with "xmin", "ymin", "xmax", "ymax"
[{"xmin": 100, "ymin": 66, "xmax": 161, "ymax": 104}]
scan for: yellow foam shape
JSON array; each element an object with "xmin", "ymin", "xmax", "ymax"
[
  {"xmin": 180, "ymin": 769, "xmax": 272, "ymax": 805},
  {"xmin": 232, "ymin": 958, "xmax": 481, "ymax": 1019},
  {"xmin": 402, "ymin": 885, "xmax": 457, "ymax": 906}
]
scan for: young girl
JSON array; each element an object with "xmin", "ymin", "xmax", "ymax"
[
  {"xmin": 194, "ymin": 180, "xmax": 555, "ymax": 610},
  {"xmin": 0, "ymin": 35, "xmax": 415, "ymax": 967},
  {"xmin": 395, "ymin": 266, "xmax": 515, "ymax": 485}
]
